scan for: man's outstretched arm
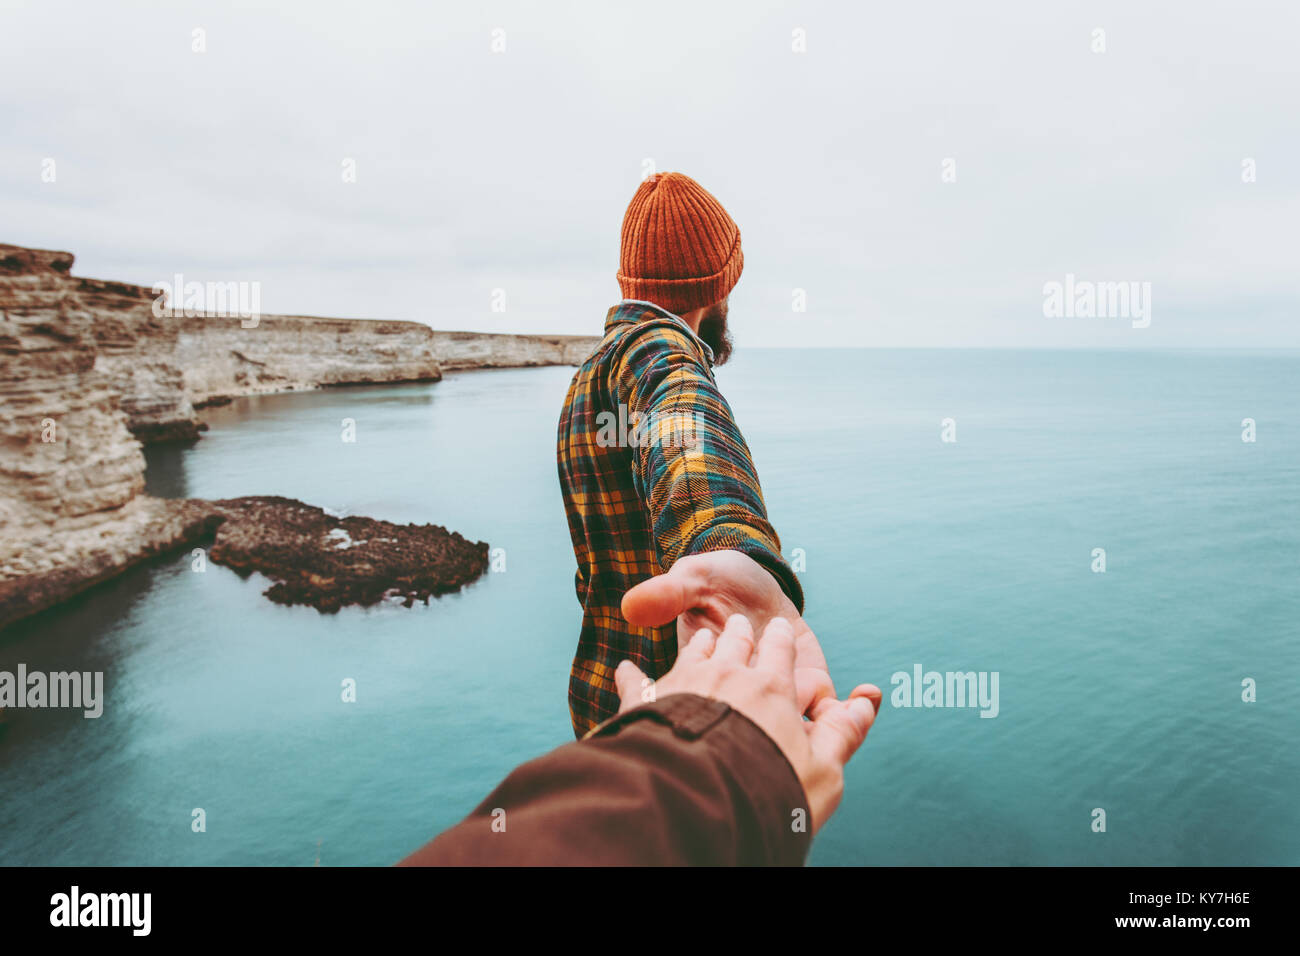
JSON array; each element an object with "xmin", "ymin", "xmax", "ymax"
[
  {"xmin": 611, "ymin": 321, "xmax": 804, "ymax": 611},
  {"xmin": 612, "ymin": 325, "xmax": 836, "ymax": 711}
]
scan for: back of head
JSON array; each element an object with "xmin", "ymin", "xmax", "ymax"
[{"xmin": 617, "ymin": 172, "xmax": 743, "ymax": 315}]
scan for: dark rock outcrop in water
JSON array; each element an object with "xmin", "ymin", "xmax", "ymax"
[
  {"xmin": 0, "ymin": 242, "xmax": 581, "ymax": 629},
  {"xmin": 206, "ymin": 497, "xmax": 489, "ymax": 611}
]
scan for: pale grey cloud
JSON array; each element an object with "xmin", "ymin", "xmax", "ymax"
[{"xmin": 1, "ymin": 0, "xmax": 1296, "ymax": 346}]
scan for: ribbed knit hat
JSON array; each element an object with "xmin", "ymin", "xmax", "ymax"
[{"xmin": 617, "ymin": 172, "xmax": 743, "ymax": 314}]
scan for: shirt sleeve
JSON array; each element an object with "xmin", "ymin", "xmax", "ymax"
[
  {"xmin": 397, "ymin": 694, "xmax": 812, "ymax": 866},
  {"xmin": 609, "ymin": 320, "xmax": 804, "ymax": 612}
]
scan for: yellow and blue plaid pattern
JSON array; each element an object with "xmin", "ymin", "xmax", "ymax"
[{"xmin": 556, "ymin": 301, "xmax": 803, "ymax": 737}]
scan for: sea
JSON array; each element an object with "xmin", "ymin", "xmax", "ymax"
[{"xmin": 2, "ymin": 349, "xmax": 1297, "ymax": 865}]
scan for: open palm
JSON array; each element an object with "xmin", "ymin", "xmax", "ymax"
[{"xmin": 621, "ymin": 549, "xmax": 836, "ymax": 714}]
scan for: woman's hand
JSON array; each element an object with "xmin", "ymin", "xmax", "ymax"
[{"xmin": 614, "ymin": 613, "xmax": 882, "ymax": 833}]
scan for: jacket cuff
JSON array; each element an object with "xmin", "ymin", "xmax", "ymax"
[{"xmin": 593, "ymin": 693, "xmax": 812, "ymax": 865}]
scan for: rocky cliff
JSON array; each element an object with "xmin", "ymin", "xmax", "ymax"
[
  {"xmin": 0, "ymin": 244, "xmax": 209, "ymax": 624},
  {"xmin": 131, "ymin": 313, "xmax": 447, "ymax": 441},
  {"xmin": 0, "ymin": 242, "xmax": 595, "ymax": 629},
  {"xmin": 430, "ymin": 330, "xmax": 599, "ymax": 370},
  {"xmin": 0, "ymin": 243, "xmax": 599, "ymax": 443}
]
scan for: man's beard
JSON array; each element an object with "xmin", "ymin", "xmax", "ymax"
[{"xmin": 696, "ymin": 301, "xmax": 734, "ymax": 366}]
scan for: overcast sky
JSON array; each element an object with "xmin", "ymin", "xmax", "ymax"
[{"xmin": 2, "ymin": 0, "xmax": 1296, "ymax": 347}]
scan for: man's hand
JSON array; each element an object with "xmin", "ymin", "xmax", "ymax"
[
  {"xmin": 622, "ymin": 549, "xmax": 836, "ymax": 715},
  {"xmin": 615, "ymin": 615, "xmax": 881, "ymax": 832}
]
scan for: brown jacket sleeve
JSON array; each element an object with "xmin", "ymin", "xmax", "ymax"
[{"xmin": 399, "ymin": 694, "xmax": 812, "ymax": 866}]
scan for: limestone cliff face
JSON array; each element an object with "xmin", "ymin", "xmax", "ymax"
[
  {"xmin": 0, "ymin": 242, "xmax": 595, "ymax": 629},
  {"xmin": 0, "ymin": 246, "xmax": 146, "ymax": 535},
  {"xmin": 0, "ymin": 243, "xmax": 599, "ymax": 443},
  {"xmin": 177, "ymin": 316, "xmax": 443, "ymax": 405},
  {"xmin": 0, "ymin": 244, "xmax": 447, "ymax": 442},
  {"xmin": 0, "ymin": 245, "xmax": 215, "ymax": 624}
]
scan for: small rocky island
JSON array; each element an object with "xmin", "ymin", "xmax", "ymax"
[
  {"xmin": 0, "ymin": 242, "xmax": 595, "ymax": 629},
  {"xmin": 206, "ymin": 497, "xmax": 489, "ymax": 611}
]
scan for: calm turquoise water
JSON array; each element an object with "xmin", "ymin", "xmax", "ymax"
[{"xmin": 2, "ymin": 349, "xmax": 1297, "ymax": 866}]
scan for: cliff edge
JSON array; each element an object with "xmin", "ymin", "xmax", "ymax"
[{"xmin": 0, "ymin": 244, "xmax": 597, "ymax": 442}]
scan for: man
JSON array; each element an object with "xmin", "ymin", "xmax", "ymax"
[
  {"xmin": 557, "ymin": 172, "xmax": 834, "ymax": 738},
  {"xmin": 400, "ymin": 615, "xmax": 882, "ymax": 865}
]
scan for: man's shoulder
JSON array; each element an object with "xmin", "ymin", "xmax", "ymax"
[{"xmin": 602, "ymin": 308, "xmax": 709, "ymax": 371}]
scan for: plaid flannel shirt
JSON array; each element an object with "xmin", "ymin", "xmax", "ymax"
[{"xmin": 556, "ymin": 300, "xmax": 803, "ymax": 737}]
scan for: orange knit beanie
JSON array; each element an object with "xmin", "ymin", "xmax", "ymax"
[{"xmin": 617, "ymin": 172, "xmax": 743, "ymax": 315}]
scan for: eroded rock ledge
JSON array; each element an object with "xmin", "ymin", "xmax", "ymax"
[{"xmin": 0, "ymin": 496, "xmax": 488, "ymax": 628}]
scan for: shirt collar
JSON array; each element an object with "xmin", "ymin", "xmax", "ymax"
[{"xmin": 604, "ymin": 299, "xmax": 716, "ymax": 365}]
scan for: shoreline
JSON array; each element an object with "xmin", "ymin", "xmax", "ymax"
[{"xmin": 0, "ymin": 242, "xmax": 597, "ymax": 631}]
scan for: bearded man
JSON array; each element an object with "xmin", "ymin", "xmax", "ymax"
[{"xmin": 556, "ymin": 172, "xmax": 836, "ymax": 737}]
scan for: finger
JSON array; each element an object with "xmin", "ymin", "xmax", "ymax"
[
  {"xmin": 621, "ymin": 562, "xmax": 705, "ymax": 627},
  {"xmin": 676, "ymin": 627, "xmax": 717, "ymax": 665},
  {"xmin": 807, "ymin": 696, "xmax": 876, "ymax": 768},
  {"xmin": 614, "ymin": 660, "xmax": 651, "ymax": 712},
  {"xmin": 755, "ymin": 617, "xmax": 796, "ymax": 677},
  {"xmin": 807, "ymin": 692, "xmax": 842, "ymax": 722},
  {"xmin": 807, "ymin": 687, "xmax": 877, "ymax": 723},
  {"xmin": 849, "ymin": 683, "xmax": 883, "ymax": 714},
  {"xmin": 792, "ymin": 623, "xmax": 829, "ymax": 672},
  {"xmin": 713, "ymin": 613, "xmax": 755, "ymax": 666},
  {"xmin": 796, "ymin": 667, "xmax": 836, "ymax": 716}
]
